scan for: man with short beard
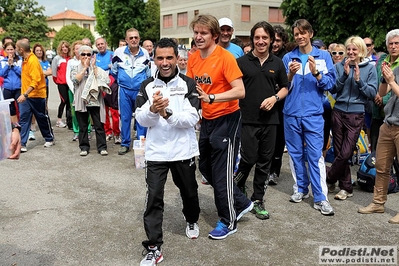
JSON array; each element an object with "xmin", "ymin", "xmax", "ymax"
[{"xmin": 135, "ymin": 38, "xmax": 200, "ymax": 266}]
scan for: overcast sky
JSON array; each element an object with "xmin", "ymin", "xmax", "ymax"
[{"xmin": 37, "ymin": 0, "xmax": 95, "ymax": 17}]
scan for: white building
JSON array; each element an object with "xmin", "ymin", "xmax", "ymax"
[{"xmin": 160, "ymin": 0, "xmax": 285, "ymax": 47}]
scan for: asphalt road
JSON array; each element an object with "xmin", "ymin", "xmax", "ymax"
[{"xmin": 1, "ymin": 81, "xmax": 398, "ymax": 266}]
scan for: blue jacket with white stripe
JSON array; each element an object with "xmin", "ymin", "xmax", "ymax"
[
  {"xmin": 282, "ymin": 46, "xmax": 336, "ymax": 117},
  {"xmin": 111, "ymin": 46, "xmax": 151, "ymax": 91}
]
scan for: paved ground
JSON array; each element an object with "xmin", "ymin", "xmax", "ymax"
[{"xmin": 1, "ymin": 84, "xmax": 398, "ymax": 266}]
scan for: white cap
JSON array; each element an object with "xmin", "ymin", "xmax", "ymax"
[{"xmin": 218, "ymin": 17, "xmax": 233, "ymax": 28}]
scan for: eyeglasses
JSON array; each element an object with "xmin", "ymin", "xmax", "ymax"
[
  {"xmin": 365, "ymin": 43, "xmax": 373, "ymax": 47},
  {"xmin": 80, "ymin": 53, "xmax": 92, "ymax": 57},
  {"xmin": 331, "ymin": 51, "xmax": 344, "ymax": 56},
  {"xmin": 128, "ymin": 36, "xmax": 139, "ymax": 40}
]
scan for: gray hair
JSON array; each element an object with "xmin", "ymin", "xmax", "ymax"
[
  {"xmin": 78, "ymin": 45, "xmax": 93, "ymax": 54},
  {"xmin": 386, "ymin": 29, "xmax": 399, "ymax": 46},
  {"xmin": 178, "ymin": 49, "xmax": 188, "ymax": 59},
  {"xmin": 95, "ymin": 37, "xmax": 106, "ymax": 44},
  {"xmin": 82, "ymin": 37, "xmax": 92, "ymax": 46}
]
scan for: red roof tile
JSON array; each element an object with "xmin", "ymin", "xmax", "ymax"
[{"xmin": 47, "ymin": 9, "xmax": 95, "ymax": 21}]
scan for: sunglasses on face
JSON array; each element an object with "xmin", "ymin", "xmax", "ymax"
[
  {"xmin": 365, "ymin": 43, "xmax": 372, "ymax": 47},
  {"xmin": 128, "ymin": 36, "xmax": 139, "ymax": 40},
  {"xmin": 80, "ymin": 53, "xmax": 92, "ymax": 57},
  {"xmin": 332, "ymin": 51, "xmax": 344, "ymax": 56}
]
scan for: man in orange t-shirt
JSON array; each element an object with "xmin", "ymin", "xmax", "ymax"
[
  {"xmin": 16, "ymin": 39, "xmax": 54, "ymax": 152},
  {"xmin": 186, "ymin": 14, "xmax": 253, "ymax": 240}
]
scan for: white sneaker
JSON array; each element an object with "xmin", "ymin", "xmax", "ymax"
[
  {"xmin": 21, "ymin": 146, "xmax": 27, "ymax": 152},
  {"xmin": 334, "ymin": 190, "xmax": 353, "ymax": 200},
  {"xmin": 140, "ymin": 246, "xmax": 163, "ymax": 266},
  {"xmin": 56, "ymin": 120, "xmax": 66, "ymax": 128},
  {"xmin": 106, "ymin": 134, "xmax": 113, "ymax": 141},
  {"xmin": 186, "ymin": 222, "xmax": 199, "ymax": 239},
  {"xmin": 114, "ymin": 135, "xmax": 122, "ymax": 144},
  {"xmin": 314, "ymin": 200, "xmax": 335, "ymax": 216},
  {"xmin": 100, "ymin": 150, "xmax": 108, "ymax": 156},
  {"xmin": 43, "ymin": 141, "xmax": 54, "ymax": 148},
  {"xmin": 80, "ymin": 150, "xmax": 88, "ymax": 156},
  {"xmin": 29, "ymin": 130, "xmax": 36, "ymax": 140},
  {"xmin": 290, "ymin": 192, "xmax": 309, "ymax": 203}
]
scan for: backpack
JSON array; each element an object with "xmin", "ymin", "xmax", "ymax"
[
  {"xmin": 356, "ymin": 152, "xmax": 399, "ymax": 193},
  {"xmin": 356, "ymin": 152, "xmax": 377, "ymax": 192}
]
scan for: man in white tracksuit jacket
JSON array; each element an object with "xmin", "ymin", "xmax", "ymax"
[{"xmin": 135, "ymin": 38, "xmax": 200, "ymax": 266}]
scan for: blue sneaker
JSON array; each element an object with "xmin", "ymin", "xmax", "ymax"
[
  {"xmin": 237, "ymin": 201, "xmax": 254, "ymax": 221},
  {"xmin": 208, "ymin": 220, "xmax": 237, "ymax": 240}
]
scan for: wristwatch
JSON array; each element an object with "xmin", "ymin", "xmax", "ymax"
[
  {"xmin": 163, "ymin": 108, "xmax": 173, "ymax": 120},
  {"xmin": 208, "ymin": 94, "xmax": 215, "ymax": 104},
  {"xmin": 312, "ymin": 70, "xmax": 320, "ymax": 77},
  {"xmin": 274, "ymin": 94, "xmax": 280, "ymax": 102},
  {"xmin": 12, "ymin": 122, "xmax": 21, "ymax": 132},
  {"xmin": 23, "ymin": 93, "xmax": 28, "ymax": 98}
]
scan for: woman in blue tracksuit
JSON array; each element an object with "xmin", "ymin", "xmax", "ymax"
[
  {"xmin": 0, "ymin": 41, "xmax": 22, "ymax": 123},
  {"xmin": 282, "ymin": 19, "xmax": 336, "ymax": 215},
  {"xmin": 326, "ymin": 36, "xmax": 377, "ymax": 200}
]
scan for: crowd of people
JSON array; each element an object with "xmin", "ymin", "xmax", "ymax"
[
  {"xmin": 135, "ymin": 16, "xmax": 399, "ymax": 266},
  {"xmin": 2, "ymin": 14, "xmax": 399, "ymax": 266}
]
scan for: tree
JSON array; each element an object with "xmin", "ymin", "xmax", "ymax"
[
  {"xmin": 93, "ymin": 0, "xmax": 109, "ymax": 43},
  {"xmin": 142, "ymin": 0, "xmax": 160, "ymax": 42},
  {"xmin": 53, "ymin": 24, "xmax": 94, "ymax": 50},
  {"xmin": 280, "ymin": 0, "xmax": 396, "ymax": 51},
  {"xmin": 0, "ymin": 0, "xmax": 51, "ymax": 43},
  {"xmin": 94, "ymin": 0, "xmax": 147, "ymax": 48}
]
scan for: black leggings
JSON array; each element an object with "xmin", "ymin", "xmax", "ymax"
[{"xmin": 57, "ymin": 84, "xmax": 71, "ymax": 125}]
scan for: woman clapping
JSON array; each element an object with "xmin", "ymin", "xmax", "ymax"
[
  {"xmin": 70, "ymin": 45, "xmax": 111, "ymax": 156},
  {"xmin": 326, "ymin": 36, "xmax": 378, "ymax": 199}
]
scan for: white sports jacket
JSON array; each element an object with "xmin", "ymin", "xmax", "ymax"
[{"xmin": 135, "ymin": 70, "xmax": 200, "ymax": 161}]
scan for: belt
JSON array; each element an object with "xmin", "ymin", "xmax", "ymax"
[{"xmin": 386, "ymin": 121, "xmax": 398, "ymax": 127}]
